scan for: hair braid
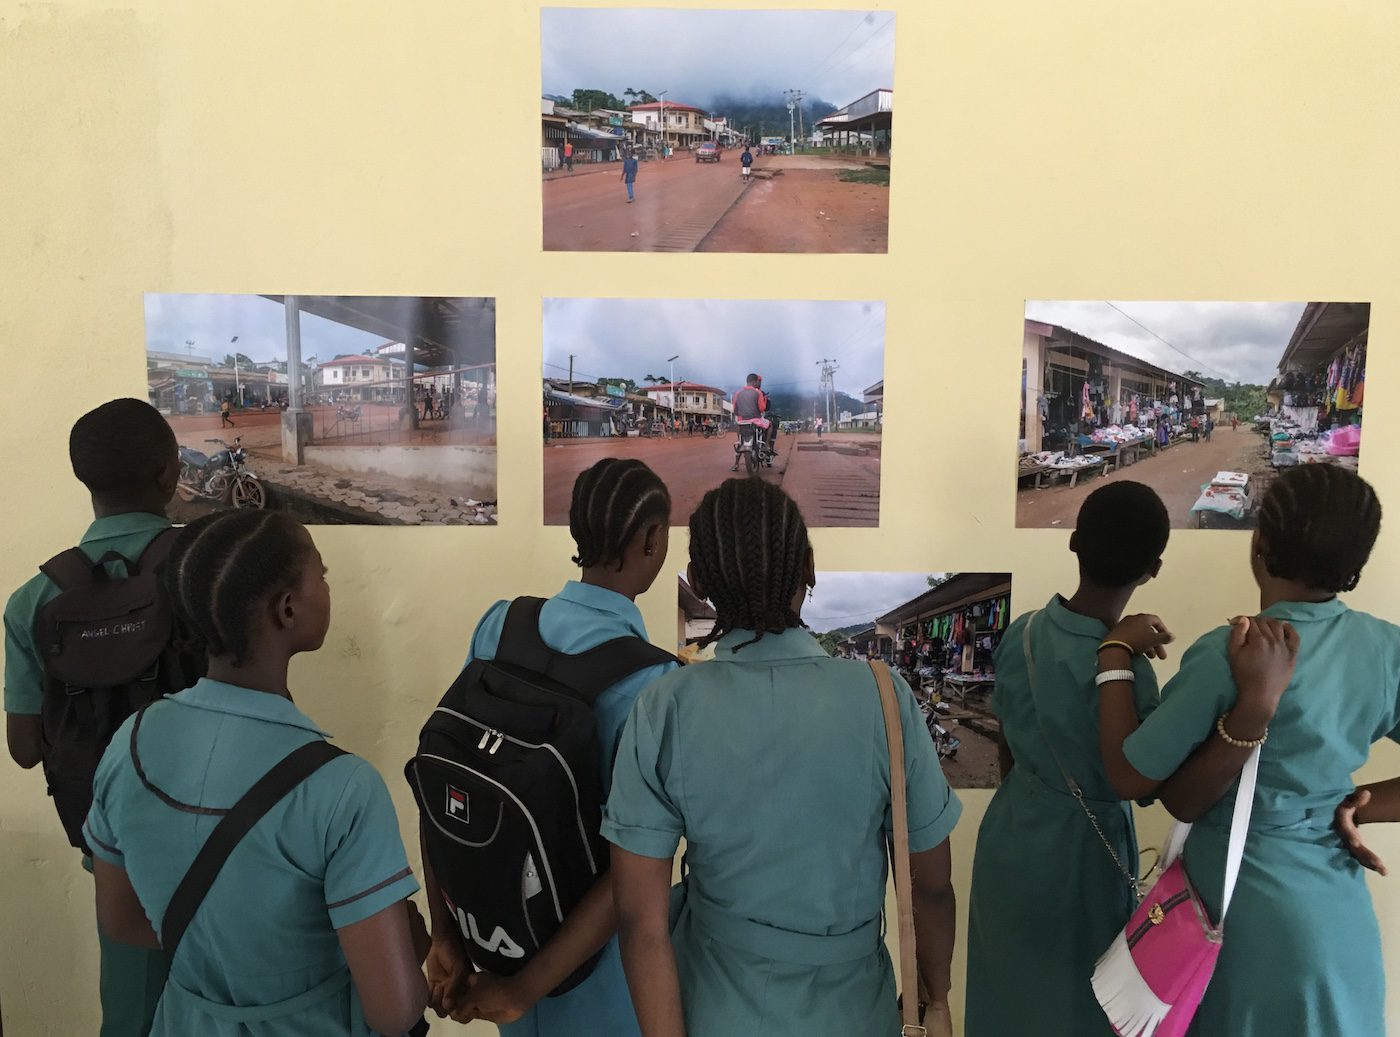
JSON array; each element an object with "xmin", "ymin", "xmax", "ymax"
[
  {"xmin": 1256, "ymin": 465, "xmax": 1381, "ymax": 593},
  {"xmin": 689, "ymin": 477, "xmax": 812, "ymax": 652},
  {"xmin": 569, "ymin": 458, "xmax": 671, "ymax": 568}
]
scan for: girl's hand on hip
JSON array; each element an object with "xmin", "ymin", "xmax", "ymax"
[
  {"xmin": 1335, "ymin": 789, "xmax": 1388, "ymax": 876},
  {"xmin": 1105, "ymin": 614, "xmax": 1175, "ymax": 660},
  {"xmin": 1227, "ymin": 615, "xmax": 1299, "ymax": 715}
]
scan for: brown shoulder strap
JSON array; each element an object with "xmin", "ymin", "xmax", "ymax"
[
  {"xmin": 39, "ymin": 548, "xmax": 100, "ymax": 592},
  {"xmin": 870, "ymin": 660, "xmax": 926, "ymax": 1036}
]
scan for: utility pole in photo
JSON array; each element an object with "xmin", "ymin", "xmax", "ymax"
[
  {"xmin": 568, "ymin": 353, "xmax": 575, "ymax": 396},
  {"xmin": 816, "ymin": 357, "xmax": 840, "ymax": 428},
  {"xmin": 785, "ymin": 89, "xmax": 806, "ymax": 150}
]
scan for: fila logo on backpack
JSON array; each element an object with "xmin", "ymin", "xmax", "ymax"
[
  {"xmin": 406, "ymin": 597, "xmax": 674, "ymax": 996},
  {"xmin": 34, "ymin": 529, "xmax": 205, "ymax": 852}
]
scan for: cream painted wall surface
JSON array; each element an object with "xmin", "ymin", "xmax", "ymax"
[{"xmin": 3, "ymin": 1, "xmax": 1400, "ymax": 1034}]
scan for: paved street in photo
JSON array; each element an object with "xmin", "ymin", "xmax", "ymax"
[
  {"xmin": 543, "ymin": 154, "xmax": 888, "ymax": 253},
  {"xmin": 543, "ymin": 430, "xmax": 880, "ymax": 527},
  {"xmin": 1016, "ymin": 426, "xmax": 1271, "ymax": 529}
]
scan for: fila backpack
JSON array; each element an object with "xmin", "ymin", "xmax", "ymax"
[
  {"xmin": 34, "ymin": 528, "xmax": 206, "ymax": 851},
  {"xmin": 406, "ymin": 597, "xmax": 673, "ymax": 994}
]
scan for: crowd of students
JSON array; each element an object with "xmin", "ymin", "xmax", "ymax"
[{"xmin": 5, "ymin": 397, "xmax": 1400, "ymax": 1037}]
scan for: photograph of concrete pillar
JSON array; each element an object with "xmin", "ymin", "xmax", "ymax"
[
  {"xmin": 678, "ymin": 570, "xmax": 1013, "ymax": 789},
  {"xmin": 144, "ymin": 294, "xmax": 497, "ymax": 525},
  {"xmin": 1017, "ymin": 301, "xmax": 1370, "ymax": 530}
]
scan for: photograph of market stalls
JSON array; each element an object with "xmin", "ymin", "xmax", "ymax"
[
  {"xmin": 678, "ymin": 571, "xmax": 1013, "ymax": 789},
  {"xmin": 1016, "ymin": 301, "xmax": 1370, "ymax": 530},
  {"xmin": 540, "ymin": 7, "xmax": 894, "ymax": 253},
  {"xmin": 543, "ymin": 298, "xmax": 884, "ymax": 527},
  {"xmin": 145, "ymin": 294, "xmax": 498, "ymax": 525}
]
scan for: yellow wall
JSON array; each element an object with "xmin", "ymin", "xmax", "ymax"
[{"xmin": 4, "ymin": 2, "xmax": 1400, "ymax": 1033}]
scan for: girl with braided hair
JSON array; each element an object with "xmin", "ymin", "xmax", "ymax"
[
  {"xmin": 86, "ymin": 510, "xmax": 432, "ymax": 1037},
  {"xmin": 1096, "ymin": 464, "xmax": 1400, "ymax": 1036},
  {"xmin": 604, "ymin": 477, "xmax": 961, "ymax": 1037}
]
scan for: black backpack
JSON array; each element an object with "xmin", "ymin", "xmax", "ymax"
[
  {"xmin": 406, "ymin": 596, "xmax": 674, "ymax": 995},
  {"xmin": 34, "ymin": 528, "xmax": 206, "ymax": 851}
]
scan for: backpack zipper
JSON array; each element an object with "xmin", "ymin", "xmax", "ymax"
[{"xmin": 436, "ymin": 707, "xmax": 598, "ymax": 874}]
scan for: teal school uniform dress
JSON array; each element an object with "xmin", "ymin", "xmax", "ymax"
[
  {"xmin": 1124, "ymin": 598, "xmax": 1400, "ymax": 1036},
  {"xmin": 965, "ymin": 598, "xmax": 1160, "ymax": 1037},
  {"xmin": 3, "ymin": 512, "xmax": 176, "ymax": 1037},
  {"xmin": 602, "ymin": 627, "xmax": 962, "ymax": 1037},
  {"xmin": 83, "ymin": 679, "xmax": 421, "ymax": 1037},
  {"xmin": 464, "ymin": 581, "xmax": 678, "ymax": 1037}
]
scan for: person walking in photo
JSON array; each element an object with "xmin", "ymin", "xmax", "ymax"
[
  {"xmin": 605, "ymin": 479, "xmax": 961, "ymax": 1037},
  {"xmin": 563, "ymin": 139, "xmax": 574, "ymax": 172},
  {"xmin": 622, "ymin": 150, "xmax": 639, "ymax": 203},
  {"xmin": 423, "ymin": 387, "xmax": 435, "ymax": 422},
  {"xmin": 220, "ymin": 398, "xmax": 234, "ymax": 428},
  {"xmin": 1097, "ymin": 465, "xmax": 1397, "ymax": 1036},
  {"xmin": 740, "ymin": 146, "xmax": 753, "ymax": 180}
]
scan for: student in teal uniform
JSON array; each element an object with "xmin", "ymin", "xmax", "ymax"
[
  {"xmin": 424, "ymin": 458, "xmax": 678, "ymax": 1035},
  {"xmin": 86, "ymin": 510, "xmax": 431, "ymax": 1037},
  {"xmin": 965, "ymin": 481, "xmax": 1171, "ymax": 1036},
  {"xmin": 1099, "ymin": 464, "xmax": 1395, "ymax": 1036},
  {"xmin": 605, "ymin": 478, "xmax": 961, "ymax": 1037},
  {"xmin": 4, "ymin": 399, "xmax": 194, "ymax": 1037}
]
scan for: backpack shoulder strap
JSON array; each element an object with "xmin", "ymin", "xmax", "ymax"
[
  {"xmin": 159, "ymin": 739, "xmax": 348, "ymax": 965},
  {"xmin": 39, "ymin": 548, "xmax": 100, "ymax": 592},
  {"xmin": 490, "ymin": 597, "xmax": 551, "ymax": 670},
  {"xmin": 134, "ymin": 527, "xmax": 180, "ymax": 573},
  {"xmin": 546, "ymin": 636, "xmax": 676, "ymax": 702}
]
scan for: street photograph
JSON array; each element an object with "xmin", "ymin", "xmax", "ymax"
[
  {"xmin": 541, "ymin": 7, "xmax": 894, "ymax": 253},
  {"xmin": 1017, "ymin": 301, "xmax": 1370, "ymax": 530},
  {"xmin": 679, "ymin": 570, "xmax": 1012, "ymax": 789},
  {"xmin": 543, "ymin": 298, "xmax": 885, "ymax": 527},
  {"xmin": 144, "ymin": 294, "xmax": 498, "ymax": 525}
]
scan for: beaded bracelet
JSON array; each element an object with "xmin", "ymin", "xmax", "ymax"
[
  {"xmin": 1096, "ymin": 640, "xmax": 1135, "ymax": 656},
  {"xmin": 1215, "ymin": 711, "xmax": 1268, "ymax": 748}
]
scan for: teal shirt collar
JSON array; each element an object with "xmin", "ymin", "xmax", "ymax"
[
  {"xmin": 556, "ymin": 580, "xmax": 649, "ymax": 638},
  {"xmin": 711, "ymin": 626, "xmax": 829, "ymax": 662},
  {"xmin": 1041, "ymin": 594, "xmax": 1108, "ymax": 639},
  {"xmin": 79, "ymin": 511, "xmax": 170, "ymax": 546},
  {"xmin": 168, "ymin": 678, "xmax": 331, "ymax": 737},
  {"xmin": 1262, "ymin": 596, "xmax": 1347, "ymax": 623}
]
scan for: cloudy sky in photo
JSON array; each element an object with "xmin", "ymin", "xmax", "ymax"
[
  {"xmin": 1024, "ymin": 301, "xmax": 1309, "ymax": 386},
  {"xmin": 145, "ymin": 294, "xmax": 381, "ymax": 364},
  {"xmin": 544, "ymin": 298, "xmax": 885, "ymax": 396},
  {"xmin": 803, "ymin": 571, "xmax": 940, "ymax": 633},
  {"xmin": 541, "ymin": 8, "xmax": 894, "ymax": 111}
]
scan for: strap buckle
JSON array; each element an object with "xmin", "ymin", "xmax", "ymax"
[{"xmin": 902, "ymin": 1026, "xmax": 928, "ymax": 1037}]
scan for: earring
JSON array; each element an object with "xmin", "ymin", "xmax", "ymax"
[{"xmin": 807, "ymin": 586, "xmax": 814, "ymax": 601}]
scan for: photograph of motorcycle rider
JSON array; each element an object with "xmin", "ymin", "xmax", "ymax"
[{"xmin": 730, "ymin": 373, "xmax": 774, "ymax": 472}]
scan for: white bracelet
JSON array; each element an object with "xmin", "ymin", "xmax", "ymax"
[{"xmin": 1095, "ymin": 669, "xmax": 1136, "ymax": 686}]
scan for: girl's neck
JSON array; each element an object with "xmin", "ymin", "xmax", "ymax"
[
  {"xmin": 205, "ymin": 655, "xmax": 293, "ymax": 699},
  {"xmin": 1063, "ymin": 582, "xmax": 1135, "ymax": 630},
  {"xmin": 581, "ymin": 568, "xmax": 639, "ymax": 601},
  {"xmin": 1258, "ymin": 578, "xmax": 1335, "ymax": 611}
]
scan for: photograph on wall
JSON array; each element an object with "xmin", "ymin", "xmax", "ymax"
[
  {"xmin": 1017, "ymin": 301, "xmax": 1370, "ymax": 530},
  {"xmin": 678, "ymin": 571, "xmax": 1013, "ymax": 790},
  {"xmin": 144, "ymin": 294, "xmax": 498, "ymax": 525},
  {"xmin": 543, "ymin": 298, "xmax": 884, "ymax": 527},
  {"xmin": 541, "ymin": 7, "xmax": 894, "ymax": 254}
]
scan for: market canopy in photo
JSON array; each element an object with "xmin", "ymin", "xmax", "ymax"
[
  {"xmin": 877, "ymin": 572, "xmax": 1014, "ymax": 628},
  {"xmin": 261, "ymin": 296, "xmax": 496, "ymax": 370},
  {"xmin": 1277, "ymin": 301, "xmax": 1370, "ymax": 374}
]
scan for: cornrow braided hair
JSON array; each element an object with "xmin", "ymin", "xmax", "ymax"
[
  {"xmin": 164, "ymin": 510, "xmax": 317, "ymax": 666},
  {"xmin": 688, "ymin": 477, "xmax": 811, "ymax": 652},
  {"xmin": 1256, "ymin": 465, "xmax": 1382, "ymax": 593},
  {"xmin": 569, "ymin": 458, "xmax": 672, "ymax": 568}
]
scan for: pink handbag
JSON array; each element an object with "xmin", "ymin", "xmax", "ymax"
[{"xmin": 1091, "ymin": 746, "xmax": 1261, "ymax": 1036}]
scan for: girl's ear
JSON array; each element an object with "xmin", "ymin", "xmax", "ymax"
[{"xmin": 270, "ymin": 589, "xmax": 296, "ymax": 632}]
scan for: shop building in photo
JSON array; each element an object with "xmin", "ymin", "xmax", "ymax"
[
  {"xmin": 640, "ymin": 381, "xmax": 730, "ymax": 427},
  {"xmin": 1265, "ymin": 301, "xmax": 1368, "ymax": 469},
  {"xmin": 678, "ymin": 576, "xmax": 717, "ymax": 663},
  {"xmin": 1021, "ymin": 319, "xmax": 1206, "ymax": 455},
  {"xmin": 876, "ymin": 572, "xmax": 1013, "ymax": 694},
  {"xmin": 816, "ymin": 88, "xmax": 893, "ymax": 156}
]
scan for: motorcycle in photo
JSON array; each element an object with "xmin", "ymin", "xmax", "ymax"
[
  {"xmin": 733, "ymin": 417, "xmax": 778, "ymax": 474},
  {"xmin": 177, "ymin": 436, "xmax": 267, "ymax": 510}
]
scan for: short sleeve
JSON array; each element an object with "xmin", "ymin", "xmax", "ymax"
[
  {"xmin": 1123, "ymin": 631, "xmax": 1234, "ymax": 782},
  {"xmin": 464, "ymin": 600, "xmax": 509, "ymax": 668},
  {"xmin": 601, "ymin": 691, "xmax": 684, "ymax": 859},
  {"xmin": 4, "ymin": 580, "xmax": 47, "ymax": 715},
  {"xmin": 1131, "ymin": 654, "xmax": 1162, "ymax": 723},
  {"xmin": 593, "ymin": 661, "xmax": 677, "ymax": 798},
  {"xmin": 886, "ymin": 671, "xmax": 963, "ymax": 853},
  {"xmin": 82, "ymin": 723, "xmax": 136, "ymax": 866},
  {"xmin": 322, "ymin": 758, "xmax": 419, "ymax": 929}
]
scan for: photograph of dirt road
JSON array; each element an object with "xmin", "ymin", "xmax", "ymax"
[
  {"xmin": 543, "ymin": 298, "xmax": 885, "ymax": 527},
  {"xmin": 541, "ymin": 8, "xmax": 894, "ymax": 253},
  {"xmin": 678, "ymin": 570, "xmax": 1012, "ymax": 789},
  {"xmin": 145, "ymin": 294, "xmax": 498, "ymax": 525},
  {"xmin": 1018, "ymin": 301, "xmax": 1370, "ymax": 530}
]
